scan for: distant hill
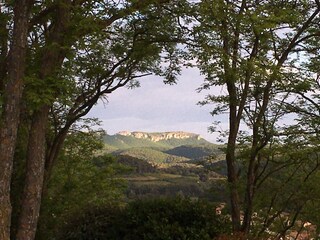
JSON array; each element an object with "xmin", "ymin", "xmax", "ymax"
[
  {"xmin": 102, "ymin": 131, "xmax": 225, "ymax": 174},
  {"xmin": 116, "ymin": 155, "xmax": 157, "ymax": 174},
  {"xmin": 114, "ymin": 147, "xmax": 189, "ymax": 164},
  {"xmin": 101, "ymin": 131, "xmax": 227, "ymax": 201},
  {"xmin": 103, "ymin": 131, "xmax": 212, "ymax": 150},
  {"xmin": 165, "ymin": 144, "xmax": 222, "ymax": 161}
]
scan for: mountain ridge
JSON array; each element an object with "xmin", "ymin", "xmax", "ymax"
[
  {"xmin": 116, "ymin": 131, "xmax": 203, "ymax": 142},
  {"xmin": 103, "ymin": 131, "xmax": 212, "ymax": 150}
]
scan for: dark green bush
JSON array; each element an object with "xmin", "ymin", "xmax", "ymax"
[{"xmin": 58, "ymin": 198, "xmax": 230, "ymax": 240}]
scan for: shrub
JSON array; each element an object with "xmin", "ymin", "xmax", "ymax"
[{"xmin": 58, "ymin": 198, "xmax": 230, "ymax": 240}]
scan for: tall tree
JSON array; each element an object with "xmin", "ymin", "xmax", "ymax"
[
  {"xmin": 1, "ymin": 1, "xmax": 186, "ymax": 239},
  {"xmin": 0, "ymin": 2, "xmax": 34, "ymax": 239},
  {"xmin": 189, "ymin": 0, "xmax": 320, "ymax": 235},
  {"xmin": 15, "ymin": 1, "xmax": 73, "ymax": 238}
]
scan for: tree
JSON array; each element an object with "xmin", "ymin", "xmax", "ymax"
[
  {"xmin": 0, "ymin": 2, "xmax": 34, "ymax": 239},
  {"xmin": 0, "ymin": 1, "xmax": 187, "ymax": 239},
  {"xmin": 188, "ymin": 0, "xmax": 320, "ymax": 235}
]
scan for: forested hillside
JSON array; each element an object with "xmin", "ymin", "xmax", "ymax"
[
  {"xmin": 102, "ymin": 131, "xmax": 226, "ymax": 202},
  {"xmin": 103, "ymin": 131, "xmax": 223, "ymax": 165}
]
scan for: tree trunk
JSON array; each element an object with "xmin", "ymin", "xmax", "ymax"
[
  {"xmin": 241, "ymin": 148, "xmax": 258, "ymax": 233},
  {"xmin": 242, "ymin": 122, "xmax": 265, "ymax": 233},
  {"xmin": 15, "ymin": 105, "xmax": 49, "ymax": 240},
  {"xmin": 220, "ymin": 0, "xmax": 242, "ymax": 231},
  {"xmin": 0, "ymin": 7, "xmax": 8, "ymax": 88},
  {"xmin": 226, "ymin": 120, "xmax": 241, "ymax": 232},
  {"xmin": 15, "ymin": 2, "xmax": 71, "ymax": 239},
  {"xmin": 42, "ymin": 128, "xmax": 69, "ymax": 195},
  {"xmin": 0, "ymin": 2, "xmax": 32, "ymax": 239},
  {"xmin": 225, "ymin": 69, "xmax": 242, "ymax": 232}
]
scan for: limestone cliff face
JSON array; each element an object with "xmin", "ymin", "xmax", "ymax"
[{"xmin": 117, "ymin": 131, "xmax": 202, "ymax": 142}]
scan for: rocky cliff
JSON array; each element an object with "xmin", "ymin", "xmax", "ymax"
[{"xmin": 117, "ymin": 131, "xmax": 202, "ymax": 142}]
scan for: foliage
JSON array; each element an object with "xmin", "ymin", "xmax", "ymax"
[
  {"xmin": 117, "ymin": 155, "xmax": 157, "ymax": 174},
  {"xmin": 36, "ymin": 131, "xmax": 129, "ymax": 239},
  {"xmin": 187, "ymin": 0, "xmax": 320, "ymax": 234},
  {"xmin": 246, "ymin": 140, "xmax": 320, "ymax": 238},
  {"xmin": 126, "ymin": 174, "xmax": 209, "ymax": 200},
  {"xmin": 165, "ymin": 144, "xmax": 222, "ymax": 161},
  {"xmin": 2, "ymin": 0, "xmax": 320, "ymax": 239},
  {"xmin": 1, "ymin": 0, "xmax": 191, "ymax": 238},
  {"xmin": 57, "ymin": 197, "xmax": 230, "ymax": 240},
  {"xmin": 115, "ymin": 147, "xmax": 189, "ymax": 164}
]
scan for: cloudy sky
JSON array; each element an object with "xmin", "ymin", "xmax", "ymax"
[{"xmin": 88, "ymin": 67, "xmax": 228, "ymax": 143}]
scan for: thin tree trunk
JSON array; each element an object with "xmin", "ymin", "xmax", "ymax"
[
  {"xmin": 42, "ymin": 129, "xmax": 69, "ymax": 195},
  {"xmin": 241, "ymin": 147, "xmax": 258, "ymax": 233},
  {"xmin": 0, "ymin": 2, "xmax": 32, "ymax": 239},
  {"xmin": 220, "ymin": 0, "xmax": 242, "ymax": 231},
  {"xmin": 225, "ymin": 59, "xmax": 242, "ymax": 232},
  {"xmin": 226, "ymin": 109, "xmax": 242, "ymax": 232},
  {"xmin": 242, "ymin": 125, "xmax": 267, "ymax": 233}
]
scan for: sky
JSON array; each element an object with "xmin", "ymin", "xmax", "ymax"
[{"xmin": 87, "ymin": 67, "xmax": 229, "ymax": 143}]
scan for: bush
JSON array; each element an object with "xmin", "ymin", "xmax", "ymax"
[{"xmin": 58, "ymin": 198, "xmax": 230, "ymax": 240}]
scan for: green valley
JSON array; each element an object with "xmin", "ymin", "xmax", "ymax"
[{"xmin": 102, "ymin": 131, "xmax": 227, "ymax": 201}]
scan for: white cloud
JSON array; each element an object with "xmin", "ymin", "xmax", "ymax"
[{"xmin": 88, "ymin": 67, "xmax": 225, "ymax": 143}]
